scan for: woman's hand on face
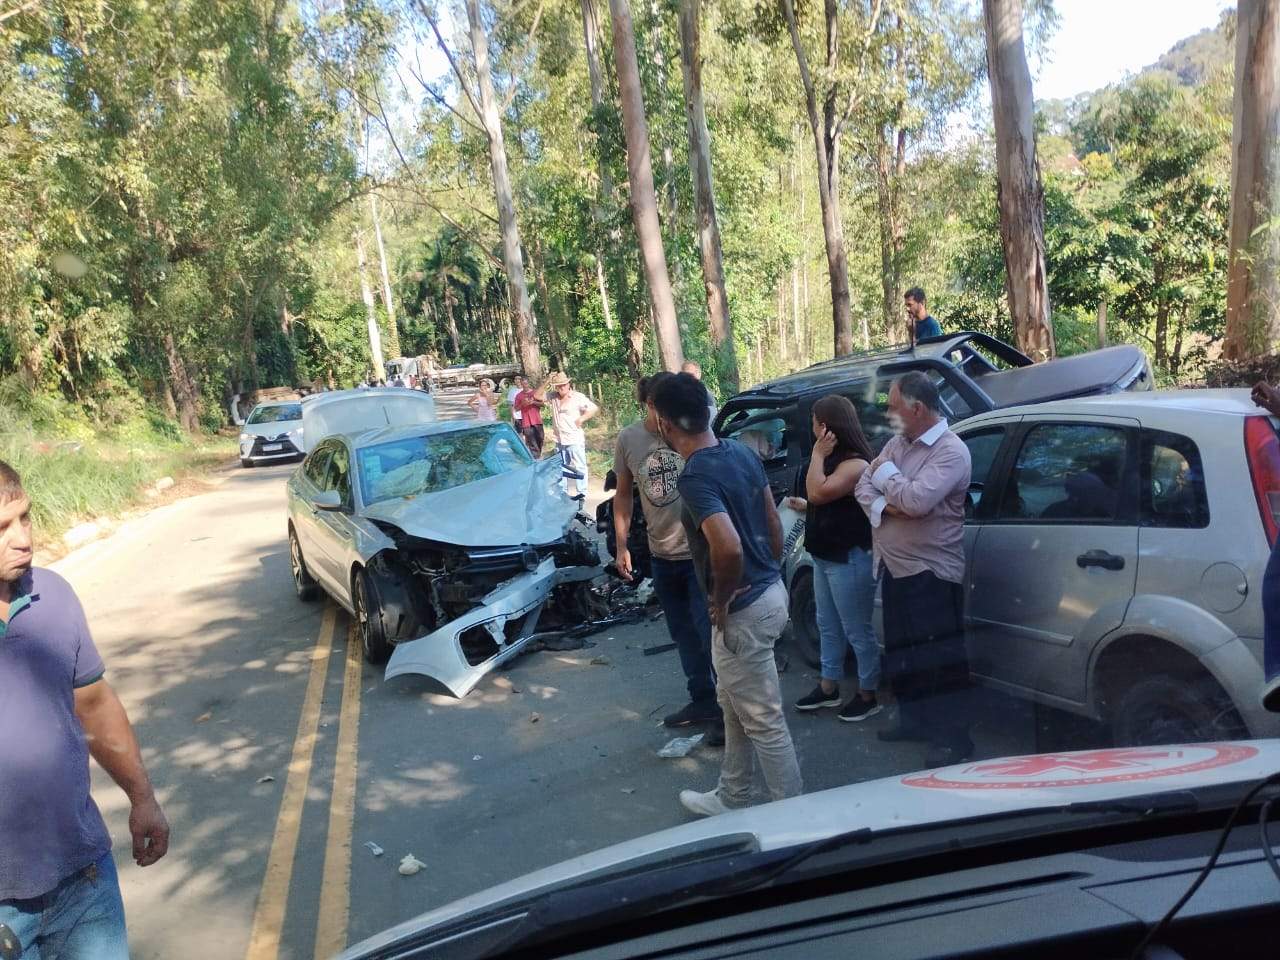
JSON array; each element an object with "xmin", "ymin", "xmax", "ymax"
[{"xmin": 813, "ymin": 429, "xmax": 837, "ymax": 458}]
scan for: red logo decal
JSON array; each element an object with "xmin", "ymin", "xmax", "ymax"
[{"xmin": 903, "ymin": 744, "xmax": 1258, "ymax": 789}]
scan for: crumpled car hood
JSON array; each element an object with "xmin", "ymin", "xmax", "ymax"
[{"xmin": 360, "ymin": 457, "xmax": 577, "ymax": 547}]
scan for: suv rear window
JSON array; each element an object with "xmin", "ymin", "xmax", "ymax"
[
  {"xmin": 717, "ymin": 405, "xmax": 791, "ymax": 464},
  {"xmin": 1141, "ymin": 429, "xmax": 1209, "ymax": 528}
]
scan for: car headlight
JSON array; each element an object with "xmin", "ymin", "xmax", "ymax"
[{"xmin": 239, "ymin": 433, "xmax": 251, "ymax": 442}]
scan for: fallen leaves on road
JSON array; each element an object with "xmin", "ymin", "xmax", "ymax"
[{"xmin": 195, "ymin": 712, "xmax": 212, "ymax": 723}]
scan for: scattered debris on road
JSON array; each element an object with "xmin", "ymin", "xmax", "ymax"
[
  {"xmin": 256, "ymin": 775, "xmax": 275, "ymax": 784},
  {"xmin": 195, "ymin": 711, "xmax": 212, "ymax": 723},
  {"xmin": 643, "ymin": 642, "xmax": 677, "ymax": 657},
  {"xmin": 658, "ymin": 733, "xmax": 704, "ymax": 758},
  {"xmin": 529, "ymin": 712, "xmax": 541, "ymax": 723},
  {"xmin": 364, "ymin": 842, "xmax": 384, "ymax": 857},
  {"xmin": 589, "ymin": 655, "xmax": 611, "ymax": 666},
  {"xmin": 472, "ymin": 754, "xmax": 483, "ymax": 761},
  {"xmin": 398, "ymin": 854, "xmax": 425, "ymax": 876},
  {"xmin": 621, "ymin": 788, "xmax": 635, "ymax": 795}
]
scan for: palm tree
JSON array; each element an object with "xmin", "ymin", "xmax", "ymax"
[{"xmin": 407, "ymin": 227, "xmax": 483, "ymax": 361}]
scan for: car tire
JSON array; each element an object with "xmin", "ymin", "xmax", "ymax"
[
  {"xmin": 353, "ymin": 568, "xmax": 393, "ymax": 665},
  {"xmin": 241, "ymin": 458, "xmax": 254, "ymax": 468},
  {"xmin": 289, "ymin": 528, "xmax": 319, "ymax": 602},
  {"xmin": 1109, "ymin": 672, "xmax": 1246, "ymax": 747},
  {"xmin": 788, "ymin": 569, "xmax": 821, "ymax": 670}
]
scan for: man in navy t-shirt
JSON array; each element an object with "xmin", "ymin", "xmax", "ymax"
[
  {"xmin": 653, "ymin": 374, "xmax": 802, "ymax": 817},
  {"xmin": 0, "ymin": 461, "xmax": 169, "ymax": 958},
  {"xmin": 905, "ymin": 286, "xmax": 942, "ymax": 344}
]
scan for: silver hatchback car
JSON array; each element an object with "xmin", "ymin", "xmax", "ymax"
[{"xmin": 786, "ymin": 389, "xmax": 1280, "ymax": 745}]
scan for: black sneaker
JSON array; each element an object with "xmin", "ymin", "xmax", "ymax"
[
  {"xmin": 794, "ymin": 684, "xmax": 841, "ymax": 711},
  {"xmin": 704, "ymin": 719, "xmax": 725, "ymax": 747},
  {"xmin": 663, "ymin": 700, "xmax": 721, "ymax": 728},
  {"xmin": 838, "ymin": 696, "xmax": 883, "ymax": 723}
]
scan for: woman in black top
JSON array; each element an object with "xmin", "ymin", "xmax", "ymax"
[{"xmin": 785, "ymin": 395, "xmax": 881, "ymax": 721}]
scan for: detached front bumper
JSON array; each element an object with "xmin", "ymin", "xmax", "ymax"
[{"xmin": 384, "ymin": 556, "xmax": 601, "ymax": 697}]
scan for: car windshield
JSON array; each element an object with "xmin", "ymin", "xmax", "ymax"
[
  {"xmin": 247, "ymin": 403, "xmax": 301, "ymax": 424},
  {"xmin": 356, "ymin": 423, "xmax": 532, "ymax": 504}
]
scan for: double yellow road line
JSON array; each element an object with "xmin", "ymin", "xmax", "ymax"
[{"xmin": 244, "ymin": 604, "xmax": 364, "ymax": 960}]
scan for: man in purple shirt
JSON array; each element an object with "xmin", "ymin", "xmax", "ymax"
[
  {"xmin": 0, "ymin": 461, "xmax": 169, "ymax": 958},
  {"xmin": 855, "ymin": 372, "xmax": 973, "ymax": 766}
]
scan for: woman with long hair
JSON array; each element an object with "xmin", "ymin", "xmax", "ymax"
[
  {"xmin": 786, "ymin": 394, "xmax": 882, "ymax": 721},
  {"xmin": 468, "ymin": 378, "xmax": 498, "ymax": 422}
]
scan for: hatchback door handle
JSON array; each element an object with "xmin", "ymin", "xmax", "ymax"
[{"xmin": 1077, "ymin": 550, "xmax": 1125, "ymax": 571}]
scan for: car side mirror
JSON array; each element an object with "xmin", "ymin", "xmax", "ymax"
[{"xmin": 314, "ymin": 490, "xmax": 343, "ymax": 511}]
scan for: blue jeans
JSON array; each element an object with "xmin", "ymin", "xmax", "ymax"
[
  {"xmin": 812, "ymin": 547, "xmax": 880, "ymax": 691},
  {"xmin": 0, "ymin": 852, "xmax": 129, "ymax": 960},
  {"xmin": 650, "ymin": 555, "xmax": 715, "ymax": 703},
  {"xmin": 558, "ymin": 442, "xmax": 588, "ymax": 496}
]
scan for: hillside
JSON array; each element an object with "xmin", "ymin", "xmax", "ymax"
[{"xmin": 1038, "ymin": 8, "xmax": 1235, "ymax": 132}]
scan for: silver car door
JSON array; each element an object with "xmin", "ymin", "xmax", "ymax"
[
  {"xmin": 294, "ymin": 443, "xmax": 333, "ymax": 568},
  {"xmin": 308, "ymin": 441, "xmax": 357, "ymax": 601},
  {"xmin": 957, "ymin": 422, "xmax": 1017, "ymax": 668},
  {"xmin": 967, "ymin": 416, "xmax": 1140, "ymax": 703}
]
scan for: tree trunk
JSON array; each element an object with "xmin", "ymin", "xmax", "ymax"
[
  {"xmin": 983, "ymin": 0, "xmax": 1055, "ymax": 361},
  {"xmin": 780, "ymin": 0, "xmax": 855, "ymax": 356},
  {"xmin": 370, "ymin": 194, "xmax": 402, "ymax": 358},
  {"xmin": 162, "ymin": 333, "xmax": 200, "ymax": 432},
  {"xmin": 443, "ymin": 295, "xmax": 459, "ymax": 358},
  {"xmin": 875, "ymin": 130, "xmax": 898, "ymax": 342},
  {"xmin": 466, "ymin": 0, "xmax": 544, "ymax": 380},
  {"xmin": 578, "ymin": 0, "xmax": 618, "ymax": 331},
  {"xmin": 607, "ymin": 0, "xmax": 684, "ymax": 370},
  {"xmin": 1224, "ymin": 0, "xmax": 1280, "ymax": 359},
  {"xmin": 676, "ymin": 0, "xmax": 738, "ymax": 392},
  {"xmin": 355, "ymin": 230, "xmax": 386, "ymax": 382},
  {"xmin": 1154, "ymin": 298, "xmax": 1169, "ymax": 371}
]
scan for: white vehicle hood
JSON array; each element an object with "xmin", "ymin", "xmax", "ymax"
[
  {"xmin": 301, "ymin": 388, "xmax": 436, "ymax": 443},
  {"xmin": 361, "ymin": 457, "xmax": 577, "ymax": 547},
  {"xmin": 342, "ymin": 740, "xmax": 1280, "ymax": 958}
]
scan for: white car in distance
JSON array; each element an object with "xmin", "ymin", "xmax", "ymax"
[{"xmin": 240, "ymin": 401, "xmax": 305, "ymax": 467}]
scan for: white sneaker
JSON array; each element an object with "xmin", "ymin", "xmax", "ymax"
[{"xmin": 679, "ymin": 789, "xmax": 729, "ymax": 818}]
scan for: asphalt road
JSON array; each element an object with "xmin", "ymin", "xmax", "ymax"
[{"xmin": 49, "ymin": 389, "xmax": 1069, "ymax": 960}]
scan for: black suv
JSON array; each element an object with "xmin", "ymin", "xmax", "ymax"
[{"xmin": 713, "ymin": 332, "xmax": 1152, "ymax": 496}]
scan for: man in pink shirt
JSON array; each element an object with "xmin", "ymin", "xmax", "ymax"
[{"xmin": 855, "ymin": 371, "xmax": 972, "ymax": 766}]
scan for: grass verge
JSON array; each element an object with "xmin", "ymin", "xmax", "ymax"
[{"xmin": 7, "ymin": 431, "xmax": 236, "ymax": 546}]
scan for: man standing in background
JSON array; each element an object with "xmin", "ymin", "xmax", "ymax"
[
  {"xmin": 905, "ymin": 287, "xmax": 942, "ymax": 344},
  {"xmin": 0, "ymin": 462, "xmax": 170, "ymax": 958},
  {"xmin": 653, "ymin": 373, "xmax": 801, "ymax": 817},
  {"xmin": 855, "ymin": 371, "xmax": 972, "ymax": 766},
  {"xmin": 541, "ymin": 372, "xmax": 598, "ymax": 497},
  {"xmin": 507, "ymin": 377, "xmax": 524, "ymax": 433},
  {"xmin": 614, "ymin": 373, "xmax": 720, "ymax": 741},
  {"xmin": 681, "ymin": 360, "xmax": 718, "ymax": 422},
  {"xmin": 514, "ymin": 375, "xmax": 545, "ymax": 458}
]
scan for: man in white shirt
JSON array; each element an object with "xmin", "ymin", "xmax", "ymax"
[
  {"xmin": 508, "ymin": 378, "xmax": 524, "ymax": 430},
  {"xmin": 539, "ymin": 372, "xmax": 599, "ymax": 497}
]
